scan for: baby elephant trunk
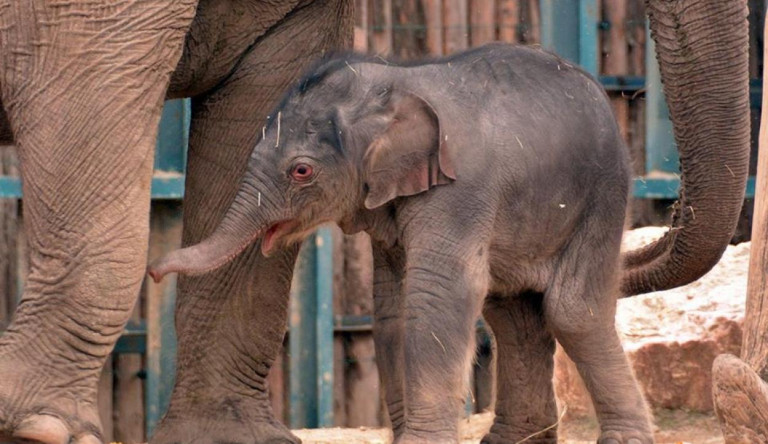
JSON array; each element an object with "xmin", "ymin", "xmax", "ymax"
[{"xmin": 147, "ymin": 184, "xmax": 270, "ymax": 282}]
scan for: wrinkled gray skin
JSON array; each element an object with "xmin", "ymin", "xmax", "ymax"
[{"xmin": 150, "ymin": 44, "xmax": 653, "ymax": 444}]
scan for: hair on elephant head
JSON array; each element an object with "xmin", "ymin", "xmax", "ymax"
[{"xmin": 148, "ymin": 54, "xmax": 457, "ymax": 281}]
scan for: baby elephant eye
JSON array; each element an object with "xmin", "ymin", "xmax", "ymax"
[{"xmin": 291, "ymin": 163, "xmax": 314, "ymax": 182}]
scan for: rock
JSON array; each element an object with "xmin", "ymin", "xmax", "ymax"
[{"xmin": 554, "ymin": 227, "xmax": 749, "ymax": 418}]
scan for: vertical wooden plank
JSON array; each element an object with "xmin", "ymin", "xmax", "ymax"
[
  {"xmin": 422, "ymin": 0, "xmax": 444, "ymax": 55},
  {"xmin": 145, "ymin": 203, "xmax": 182, "ymax": 437},
  {"xmin": 603, "ymin": 0, "xmax": 630, "ymax": 142},
  {"xmin": 330, "ymin": 227, "xmax": 347, "ymax": 427},
  {"xmin": 339, "ymin": 233, "xmax": 378, "ymax": 427},
  {"xmin": 497, "ymin": 0, "xmax": 519, "ymax": 43},
  {"xmin": 748, "ymin": 0, "xmax": 765, "ymax": 79},
  {"xmin": 345, "ymin": 335, "xmax": 381, "ymax": 426},
  {"xmin": 524, "ymin": 0, "xmax": 540, "ymax": 44},
  {"xmin": 371, "ymin": 0, "xmax": 394, "ymax": 55},
  {"xmin": 470, "ymin": 0, "xmax": 495, "ymax": 46},
  {"xmin": 333, "ymin": 336, "xmax": 347, "ymax": 426},
  {"xmin": 393, "ymin": 0, "xmax": 426, "ymax": 58},
  {"xmin": 114, "ymin": 296, "xmax": 145, "ymax": 444},
  {"xmin": 113, "ymin": 351, "xmax": 145, "ymax": 444},
  {"xmin": 354, "ymin": 0, "xmax": 369, "ymax": 52},
  {"xmin": 97, "ymin": 356, "xmax": 114, "ymax": 443},
  {"xmin": 627, "ymin": 0, "xmax": 645, "ymax": 75},
  {"xmin": 443, "ymin": 0, "xmax": 469, "ymax": 54}
]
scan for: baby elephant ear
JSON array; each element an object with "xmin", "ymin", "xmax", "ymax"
[{"xmin": 363, "ymin": 93, "xmax": 456, "ymax": 209}]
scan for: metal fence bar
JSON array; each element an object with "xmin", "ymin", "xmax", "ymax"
[
  {"xmin": 578, "ymin": 0, "xmax": 600, "ymax": 76},
  {"xmin": 314, "ymin": 227, "xmax": 334, "ymax": 427},
  {"xmin": 289, "ymin": 229, "xmax": 334, "ymax": 428},
  {"xmin": 644, "ymin": 24, "xmax": 678, "ymax": 174},
  {"xmin": 540, "ymin": 0, "xmax": 579, "ymax": 63}
]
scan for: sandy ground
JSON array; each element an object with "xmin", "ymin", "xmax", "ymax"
[
  {"xmin": 294, "ymin": 409, "xmax": 724, "ymax": 443},
  {"xmin": 618, "ymin": 227, "xmax": 748, "ymax": 350}
]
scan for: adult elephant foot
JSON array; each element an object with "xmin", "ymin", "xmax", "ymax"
[
  {"xmin": 481, "ymin": 428, "xmax": 556, "ymax": 444},
  {"xmin": 596, "ymin": 432, "xmax": 648, "ymax": 444},
  {"xmin": 151, "ymin": 396, "xmax": 298, "ymax": 444},
  {"xmin": 712, "ymin": 354, "xmax": 768, "ymax": 444},
  {"xmin": 0, "ymin": 350, "xmax": 103, "ymax": 444}
]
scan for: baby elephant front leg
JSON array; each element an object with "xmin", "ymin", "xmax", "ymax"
[{"xmin": 397, "ymin": 238, "xmax": 488, "ymax": 444}]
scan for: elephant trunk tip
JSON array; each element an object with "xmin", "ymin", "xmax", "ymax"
[
  {"xmin": 146, "ymin": 261, "xmax": 172, "ymax": 283},
  {"xmin": 147, "ymin": 249, "xmax": 189, "ymax": 283}
]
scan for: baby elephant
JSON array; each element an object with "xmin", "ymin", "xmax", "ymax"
[{"xmin": 150, "ymin": 43, "xmax": 652, "ymax": 444}]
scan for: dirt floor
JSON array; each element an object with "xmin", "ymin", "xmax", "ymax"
[{"xmin": 294, "ymin": 409, "xmax": 725, "ymax": 443}]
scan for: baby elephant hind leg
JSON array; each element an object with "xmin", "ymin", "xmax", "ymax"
[
  {"xmin": 545, "ymin": 230, "xmax": 653, "ymax": 444},
  {"xmin": 481, "ymin": 293, "xmax": 558, "ymax": 444}
]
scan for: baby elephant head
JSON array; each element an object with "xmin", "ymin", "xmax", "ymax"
[{"xmin": 148, "ymin": 58, "xmax": 455, "ymax": 281}]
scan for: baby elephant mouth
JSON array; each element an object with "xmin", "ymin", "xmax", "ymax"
[{"xmin": 261, "ymin": 220, "xmax": 300, "ymax": 256}]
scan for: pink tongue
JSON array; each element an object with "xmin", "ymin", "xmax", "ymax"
[{"xmin": 261, "ymin": 225, "xmax": 279, "ymax": 256}]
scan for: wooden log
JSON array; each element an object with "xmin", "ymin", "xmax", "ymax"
[
  {"xmin": 469, "ymin": 0, "xmax": 495, "ymax": 46},
  {"xmin": 371, "ymin": 0, "xmax": 394, "ymax": 55},
  {"xmin": 742, "ymin": 5, "xmax": 768, "ymax": 385},
  {"xmin": 497, "ymin": 0, "xmax": 519, "ymax": 43},
  {"xmin": 443, "ymin": 0, "xmax": 469, "ymax": 54},
  {"xmin": 422, "ymin": 0, "xmax": 444, "ymax": 55},
  {"xmin": 712, "ymin": 11, "xmax": 768, "ymax": 442}
]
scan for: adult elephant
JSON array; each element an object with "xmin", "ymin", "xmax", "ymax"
[
  {"xmin": 0, "ymin": 1, "xmax": 352, "ymax": 443},
  {"xmin": 0, "ymin": 0, "xmax": 749, "ymax": 444}
]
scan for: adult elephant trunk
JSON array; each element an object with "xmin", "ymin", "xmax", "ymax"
[
  {"xmin": 621, "ymin": 0, "xmax": 750, "ymax": 296},
  {"xmin": 148, "ymin": 174, "xmax": 272, "ymax": 282}
]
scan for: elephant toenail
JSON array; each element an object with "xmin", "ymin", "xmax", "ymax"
[
  {"xmin": 600, "ymin": 440, "xmax": 620, "ymax": 444},
  {"xmin": 627, "ymin": 439, "xmax": 643, "ymax": 444},
  {"xmin": 14, "ymin": 414, "xmax": 70, "ymax": 444}
]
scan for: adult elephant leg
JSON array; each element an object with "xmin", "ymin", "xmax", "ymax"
[
  {"xmin": 0, "ymin": 2, "xmax": 196, "ymax": 443},
  {"xmin": 149, "ymin": 2, "xmax": 353, "ymax": 443},
  {"xmin": 481, "ymin": 293, "xmax": 557, "ymax": 444}
]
